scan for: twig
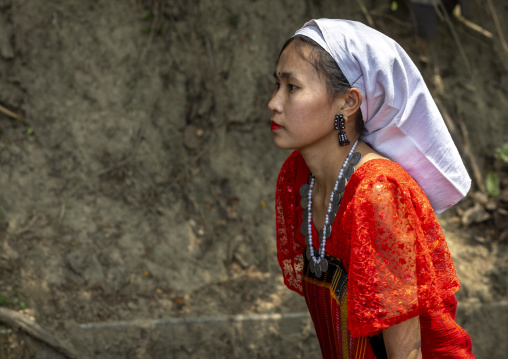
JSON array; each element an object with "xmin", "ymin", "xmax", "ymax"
[
  {"xmin": 0, "ymin": 104, "xmax": 25, "ymax": 123},
  {"xmin": 453, "ymin": 6, "xmax": 493, "ymax": 39},
  {"xmin": 0, "ymin": 308, "xmax": 78, "ymax": 359},
  {"xmin": 486, "ymin": 0, "xmax": 508, "ymax": 53},
  {"xmin": 355, "ymin": 0, "xmax": 375, "ymax": 28},
  {"xmin": 434, "ymin": 1, "xmax": 471, "ymax": 75},
  {"xmin": 96, "ymin": 158, "xmax": 131, "ymax": 177},
  {"xmin": 458, "ymin": 116, "xmax": 485, "ymax": 193}
]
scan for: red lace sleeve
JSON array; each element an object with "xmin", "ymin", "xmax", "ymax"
[
  {"xmin": 275, "ymin": 151, "xmax": 306, "ymax": 295},
  {"xmin": 345, "ymin": 162, "xmax": 460, "ymax": 338}
]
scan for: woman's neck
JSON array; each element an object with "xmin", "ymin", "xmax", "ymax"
[{"xmin": 300, "ymin": 135, "xmax": 360, "ymax": 204}]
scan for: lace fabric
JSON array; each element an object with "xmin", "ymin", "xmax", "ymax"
[{"xmin": 275, "ymin": 150, "xmax": 462, "ymax": 339}]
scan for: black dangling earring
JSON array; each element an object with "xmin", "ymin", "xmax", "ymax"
[{"xmin": 334, "ymin": 114, "xmax": 350, "ymax": 147}]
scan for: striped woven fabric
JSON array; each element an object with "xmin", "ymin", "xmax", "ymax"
[{"xmin": 302, "ymin": 254, "xmax": 385, "ymax": 359}]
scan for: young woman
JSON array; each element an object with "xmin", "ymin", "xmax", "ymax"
[{"xmin": 270, "ymin": 19, "xmax": 475, "ymax": 358}]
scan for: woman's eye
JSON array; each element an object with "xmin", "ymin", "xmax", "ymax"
[{"xmin": 288, "ymin": 84, "xmax": 297, "ymax": 91}]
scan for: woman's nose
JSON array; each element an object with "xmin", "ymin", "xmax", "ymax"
[{"xmin": 268, "ymin": 92, "xmax": 282, "ymax": 113}]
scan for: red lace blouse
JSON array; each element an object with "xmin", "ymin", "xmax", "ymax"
[{"xmin": 276, "ymin": 150, "xmax": 473, "ymax": 353}]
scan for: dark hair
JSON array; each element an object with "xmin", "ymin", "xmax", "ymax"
[{"xmin": 279, "ymin": 35, "xmax": 364, "ymax": 135}]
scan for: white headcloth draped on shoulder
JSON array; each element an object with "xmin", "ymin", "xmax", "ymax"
[{"xmin": 295, "ymin": 19, "xmax": 471, "ymax": 213}]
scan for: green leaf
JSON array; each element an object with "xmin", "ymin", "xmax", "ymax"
[
  {"xmin": 391, "ymin": 1, "xmax": 398, "ymax": 11},
  {"xmin": 27, "ymin": 127, "xmax": 34, "ymax": 136},
  {"xmin": 486, "ymin": 170, "xmax": 500, "ymax": 197},
  {"xmin": 495, "ymin": 142, "xmax": 508, "ymax": 163}
]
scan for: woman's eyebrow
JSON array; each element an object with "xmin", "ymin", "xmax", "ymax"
[{"xmin": 273, "ymin": 71, "xmax": 296, "ymax": 80}]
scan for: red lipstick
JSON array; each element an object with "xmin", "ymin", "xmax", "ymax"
[{"xmin": 271, "ymin": 121, "xmax": 282, "ymax": 131}]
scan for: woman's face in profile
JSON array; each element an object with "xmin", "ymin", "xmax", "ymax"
[{"xmin": 268, "ymin": 42, "xmax": 339, "ymax": 151}]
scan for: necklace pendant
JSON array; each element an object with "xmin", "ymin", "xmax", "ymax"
[
  {"xmin": 343, "ymin": 164, "xmax": 355, "ymax": 180},
  {"xmin": 336, "ymin": 177, "xmax": 346, "ymax": 192},
  {"xmin": 300, "ymin": 183, "xmax": 310, "ymax": 197},
  {"xmin": 302, "ymin": 208, "xmax": 309, "ymax": 221},
  {"xmin": 314, "ymin": 261, "xmax": 322, "ymax": 278},
  {"xmin": 309, "ymin": 259, "xmax": 316, "ymax": 273},
  {"xmin": 331, "ymin": 191, "xmax": 342, "ymax": 207},
  {"xmin": 324, "ymin": 223, "xmax": 331, "ymax": 237},
  {"xmin": 306, "ymin": 246, "xmax": 312, "ymax": 260},
  {"xmin": 349, "ymin": 152, "xmax": 362, "ymax": 165},
  {"xmin": 300, "ymin": 221, "xmax": 308, "ymax": 236},
  {"xmin": 300, "ymin": 196, "xmax": 309, "ymax": 209},
  {"xmin": 328, "ymin": 210, "xmax": 336, "ymax": 224},
  {"xmin": 320, "ymin": 258, "xmax": 329, "ymax": 272}
]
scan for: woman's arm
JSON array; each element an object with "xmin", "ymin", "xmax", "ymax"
[{"xmin": 382, "ymin": 316, "xmax": 422, "ymax": 359}]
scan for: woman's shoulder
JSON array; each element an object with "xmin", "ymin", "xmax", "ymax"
[
  {"xmin": 353, "ymin": 158, "xmax": 415, "ymax": 187},
  {"xmin": 347, "ymin": 158, "xmax": 433, "ymax": 214}
]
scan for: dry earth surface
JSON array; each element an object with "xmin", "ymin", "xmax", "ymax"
[{"xmin": 0, "ymin": 0, "xmax": 507, "ymax": 358}]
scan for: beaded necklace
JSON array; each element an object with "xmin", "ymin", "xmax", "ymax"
[{"xmin": 299, "ymin": 140, "xmax": 362, "ymax": 278}]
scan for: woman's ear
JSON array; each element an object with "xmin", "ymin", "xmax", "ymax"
[{"xmin": 341, "ymin": 88, "xmax": 362, "ymax": 117}]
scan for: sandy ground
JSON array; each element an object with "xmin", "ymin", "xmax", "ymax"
[{"xmin": 0, "ymin": 0, "xmax": 507, "ymax": 357}]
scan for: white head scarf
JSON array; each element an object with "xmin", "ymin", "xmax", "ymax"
[{"xmin": 294, "ymin": 19, "xmax": 470, "ymax": 213}]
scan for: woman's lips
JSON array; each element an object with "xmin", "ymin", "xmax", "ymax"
[{"xmin": 271, "ymin": 121, "xmax": 282, "ymax": 131}]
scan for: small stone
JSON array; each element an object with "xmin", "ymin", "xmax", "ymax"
[
  {"xmin": 499, "ymin": 189, "xmax": 508, "ymax": 203},
  {"xmin": 474, "ymin": 236, "xmax": 487, "ymax": 244},
  {"xmin": 485, "ymin": 200, "xmax": 497, "ymax": 211},
  {"xmin": 183, "ymin": 125, "xmax": 201, "ymax": 149},
  {"xmin": 471, "ymin": 191, "xmax": 488, "ymax": 205},
  {"xmin": 461, "ymin": 204, "xmax": 490, "ymax": 226},
  {"xmin": 498, "ymin": 208, "xmax": 508, "ymax": 216}
]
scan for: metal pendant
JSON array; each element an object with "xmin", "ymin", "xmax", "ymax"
[
  {"xmin": 343, "ymin": 164, "xmax": 355, "ymax": 180},
  {"xmin": 300, "ymin": 196, "xmax": 309, "ymax": 209},
  {"xmin": 309, "ymin": 259, "xmax": 315, "ymax": 273},
  {"xmin": 314, "ymin": 261, "xmax": 322, "ymax": 278},
  {"xmin": 320, "ymin": 258, "xmax": 329, "ymax": 272},
  {"xmin": 336, "ymin": 177, "xmax": 346, "ymax": 192},
  {"xmin": 300, "ymin": 184, "xmax": 310, "ymax": 197},
  {"xmin": 318, "ymin": 229, "xmax": 324, "ymax": 243},
  {"xmin": 328, "ymin": 210, "xmax": 336, "ymax": 224},
  {"xmin": 306, "ymin": 246, "xmax": 312, "ymax": 260},
  {"xmin": 331, "ymin": 191, "xmax": 342, "ymax": 207},
  {"xmin": 349, "ymin": 152, "xmax": 362, "ymax": 165},
  {"xmin": 300, "ymin": 221, "xmax": 308, "ymax": 236},
  {"xmin": 324, "ymin": 223, "xmax": 331, "ymax": 237},
  {"xmin": 302, "ymin": 208, "xmax": 309, "ymax": 221},
  {"xmin": 331, "ymin": 201, "xmax": 340, "ymax": 216}
]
